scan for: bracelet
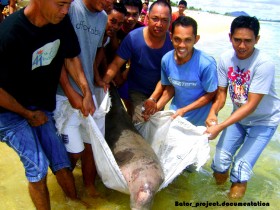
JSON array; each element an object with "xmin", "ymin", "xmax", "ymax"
[{"xmin": 148, "ymin": 97, "xmax": 157, "ymax": 103}]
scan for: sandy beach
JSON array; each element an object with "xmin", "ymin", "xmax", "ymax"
[{"xmin": 184, "ymin": 10, "xmax": 234, "ymax": 35}]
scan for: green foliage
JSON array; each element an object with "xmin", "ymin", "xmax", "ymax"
[{"xmin": 188, "ymin": 6, "xmax": 202, "ymax": 11}]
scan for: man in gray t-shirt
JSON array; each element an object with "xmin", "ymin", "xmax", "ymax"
[
  {"xmin": 205, "ymin": 16, "xmax": 280, "ymax": 199},
  {"xmin": 55, "ymin": 0, "xmax": 113, "ymax": 197}
]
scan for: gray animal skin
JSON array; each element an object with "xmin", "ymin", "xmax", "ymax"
[{"xmin": 105, "ymin": 85, "xmax": 164, "ymax": 210}]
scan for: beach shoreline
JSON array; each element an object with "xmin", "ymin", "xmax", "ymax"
[{"xmin": 171, "ymin": 6, "xmax": 235, "ymax": 35}]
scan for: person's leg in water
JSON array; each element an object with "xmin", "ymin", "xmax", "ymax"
[
  {"xmin": 211, "ymin": 123, "xmax": 245, "ymax": 185},
  {"xmin": 228, "ymin": 125, "xmax": 277, "ymax": 199},
  {"xmin": 55, "ymin": 96, "xmax": 101, "ymax": 198},
  {"xmin": 81, "ymin": 143, "xmax": 99, "ymax": 197},
  {"xmin": 0, "ymin": 112, "xmax": 51, "ymax": 210},
  {"xmin": 36, "ymin": 112, "xmax": 90, "ymax": 206},
  {"xmin": 28, "ymin": 176, "xmax": 51, "ymax": 210}
]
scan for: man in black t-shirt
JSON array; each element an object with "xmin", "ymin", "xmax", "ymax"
[{"xmin": 0, "ymin": 0, "xmax": 94, "ymax": 209}]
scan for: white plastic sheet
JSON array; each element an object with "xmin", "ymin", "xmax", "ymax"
[
  {"xmin": 86, "ymin": 90, "xmax": 129, "ymax": 194},
  {"xmin": 55, "ymin": 90, "xmax": 210, "ymax": 193},
  {"xmin": 135, "ymin": 111, "xmax": 210, "ymax": 190}
]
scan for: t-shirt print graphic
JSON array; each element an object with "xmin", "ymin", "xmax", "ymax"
[
  {"xmin": 228, "ymin": 66, "xmax": 251, "ymax": 107},
  {"xmin": 32, "ymin": 39, "xmax": 60, "ymax": 71}
]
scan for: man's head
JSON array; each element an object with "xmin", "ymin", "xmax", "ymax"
[
  {"xmin": 142, "ymin": 2, "xmax": 148, "ymax": 11},
  {"xmin": 122, "ymin": 0, "xmax": 143, "ymax": 31},
  {"xmin": 171, "ymin": 16, "xmax": 200, "ymax": 64},
  {"xmin": 25, "ymin": 0, "xmax": 73, "ymax": 26},
  {"xmin": 178, "ymin": 0, "xmax": 187, "ymax": 15},
  {"xmin": 147, "ymin": 0, "xmax": 172, "ymax": 38},
  {"xmin": 229, "ymin": 16, "xmax": 260, "ymax": 60},
  {"xmin": 106, "ymin": 2, "xmax": 127, "ymax": 37},
  {"xmin": 139, "ymin": 12, "xmax": 146, "ymax": 23}
]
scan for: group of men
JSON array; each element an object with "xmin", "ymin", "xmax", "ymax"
[{"xmin": 0, "ymin": 0, "xmax": 279, "ymax": 209}]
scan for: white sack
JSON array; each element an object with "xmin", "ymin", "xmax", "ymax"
[
  {"xmin": 87, "ymin": 89, "xmax": 129, "ymax": 194},
  {"xmin": 135, "ymin": 111, "xmax": 210, "ymax": 190},
  {"xmin": 56, "ymin": 91, "xmax": 210, "ymax": 193}
]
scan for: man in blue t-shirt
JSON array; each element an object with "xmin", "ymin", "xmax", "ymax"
[
  {"xmin": 103, "ymin": 0, "xmax": 173, "ymax": 123},
  {"xmin": 143, "ymin": 16, "xmax": 218, "ymax": 126}
]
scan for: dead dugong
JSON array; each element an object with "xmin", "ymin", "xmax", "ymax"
[{"xmin": 105, "ymin": 85, "xmax": 164, "ymax": 210}]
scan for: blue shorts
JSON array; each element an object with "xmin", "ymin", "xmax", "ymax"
[{"xmin": 0, "ymin": 110, "xmax": 71, "ymax": 182}]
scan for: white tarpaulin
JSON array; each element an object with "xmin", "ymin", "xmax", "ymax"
[
  {"xmin": 55, "ymin": 90, "xmax": 210, "ymax": 193},
  {"xmin": 135, "ymin": 111, "xmax": 210, "ymax": 190}
]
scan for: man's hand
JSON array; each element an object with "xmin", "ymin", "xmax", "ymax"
[
  {"xmin": 205, "ymin": 113, "xmax": 218, "ymax": 127},
  {"xmin": 142, "ymin": 98, "xmax": 158, "ymax": 121},
  {"xmin": 68, "ymin": 91, "xmax": 84, "ymax": 111},
  {"xmin": 26, "ymin": 110, "xmax": 48, "ymax": 127},
  {"xmin": 81, "ymin": 95, "xmax": 95, "ymax": 116},
  {"xmin": 103, "ymin": 81, "xmax": 110, "ymax": 93},
  {"xmin": 204, "ymin": 124, "xmax": 222, "ymax": 140},
  {"xmin": 171, "ymin": 108, "xmax": 185, "ymax": 119}
]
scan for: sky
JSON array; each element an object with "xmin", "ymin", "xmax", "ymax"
[{"xmin": 186, "ymin": 0, "xmax": 280, "ymax": 20}]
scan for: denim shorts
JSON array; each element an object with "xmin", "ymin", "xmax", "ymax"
[
  {"xmin": 0, "ymin": 110, "xmax": 71, "ymax": 182},
  {"xmin": 211, "ymin": 122, "xmax": 277, "ymax": 183}
]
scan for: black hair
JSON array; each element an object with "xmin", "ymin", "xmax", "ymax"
[
  {"xmin": 178, "ymin": 0, "xmax": 187, "ymax": 7},
  {"xmin": 230, "ymin": 16, "xmax": 260, "ymax": 37},
  {"xmin": 121, "ymin": 0, "xmax": 143, "ymax": 14},
  {"xmin": 149, "ymin": 0, "xmax": 172, "ymax": 16},
  {"xmin": 171, "ymin": 16, "xmax": 197, "ymax": 35},
  {"xmin": 110, "ymin": 2, "xmax": 128, "ymax": 16}
]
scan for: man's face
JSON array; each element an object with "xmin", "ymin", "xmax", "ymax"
[
  {"xmin": 142, "ymin": 3, "xmax": 148, "ymax": 11},
  {"xmin": 139, "ymin": 13, "xmax": 145, "ymax": 22},
  {"xmin": 123, "ymin": 5, "xmax": 139, "ymax": 31},
  {"xmin": 171, "ymin": 25, "xmax": 199, "ymax": 64},
  {"xmin": 230, "ymin": 28, "xmax": 259, "ymax": 60},
  {"xmin": 40, "ymin": 0, "xmax": 73, "ymax": 25},
  {"xmin": 147, "ymin": 4, "xmax": 170, "ymax": 38},
  {"xmin": 106, "ymin": 10, "xmax": 125, "ymax": 37},
  {"xmin": 178, "ymin": 4, "xmax": 186, "ymax": 15}
]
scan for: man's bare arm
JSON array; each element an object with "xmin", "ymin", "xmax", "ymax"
[
  {"xmin": 64, "ymin": 56, "xmax": 95, "ymax": 116},
  {"xmin": 0, "ymin": 88, "xmax": 48, "ymax": 126}
]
